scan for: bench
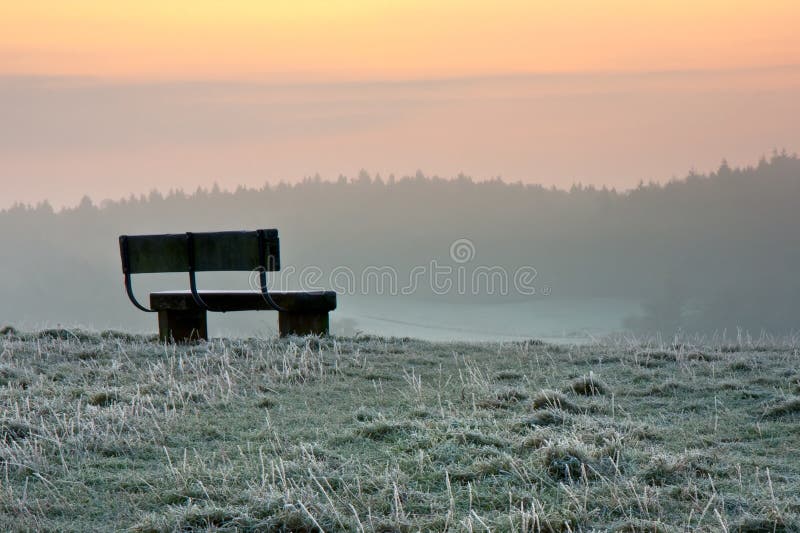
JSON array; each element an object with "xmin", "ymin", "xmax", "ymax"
[{"xmin": 118, "ymin": 229, "xmax": 336, "ymax": 341}]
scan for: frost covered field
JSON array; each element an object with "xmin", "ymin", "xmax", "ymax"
[{"xmin": 0, "ymin": 328, "xmax": 798, "ymax": 531}]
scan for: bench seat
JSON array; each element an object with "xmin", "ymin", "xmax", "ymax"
[
  {"xmin": 149, "ymin": 290, "xmax": 337, "ymax": 341},
  {"xmin": 151, "ymin": 290, "xmax": 337, "ymax": 312}
]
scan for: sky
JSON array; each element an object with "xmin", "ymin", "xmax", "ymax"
[{"xmin": 2, "ymin": 1, "xmax": 800, "ymax": 208}]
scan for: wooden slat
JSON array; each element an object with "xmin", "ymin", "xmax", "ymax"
[
  {"xmin": 124, "ymin": 233, "xmax": 189, "ymax": 273},
  {"xmin": 150, "ymin": 290, "xmax": 337, "ymax": 312},
  {"xmin": 193, "ymin": 230, "xmax": 279, "ymax": 272},
  {"xmin": 121, "ymin": 229, "xmax": 279, "ymax": 274}
]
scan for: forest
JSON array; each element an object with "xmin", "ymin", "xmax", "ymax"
[{"xmin": 1, "ymin": 152, "xmax": 798, "ymax": 335}]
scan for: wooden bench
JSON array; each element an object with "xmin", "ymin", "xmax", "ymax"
[{"xmin": 118, "ymin": 229, "xmax": 336, "ymax": 341}]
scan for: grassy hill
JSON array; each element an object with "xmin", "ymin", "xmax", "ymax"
[{"xmin": 0, "ymin": 329, "xmax": 798, "ymax": 531}]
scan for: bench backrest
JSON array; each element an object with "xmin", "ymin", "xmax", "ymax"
[{"xmin": 119, "ymin": 229, "xmax": 280, "ymax": 274}]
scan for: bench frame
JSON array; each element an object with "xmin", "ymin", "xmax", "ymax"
[{"xmin": 119, "ymin": 229, "xmax": 336, "ymax": 341}]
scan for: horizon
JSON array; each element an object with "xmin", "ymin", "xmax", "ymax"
[{"xmin": 3, "ymin": 152, "xmax": 792, "ymax": 212}]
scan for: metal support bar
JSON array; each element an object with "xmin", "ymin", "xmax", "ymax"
[
  {"xmin": 186, "ymin": 232, "xmax": 211, "ymax": 311},
  {"xmin": 124, "ymin": 272, "xmax": 156, "ymax": 313},
  {"xmin": 120, "ymin": 235, "xmax": 156, "ymax": 313},
  {"xmin": 257, "ymin": 229, "xmax": 287, "ymax": 312}
]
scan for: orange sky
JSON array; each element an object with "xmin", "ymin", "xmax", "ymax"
[
  {"xmin": 1, "ymin": 1, "xmax": 800, "ymax": 208},
  {"xmin": 2, "ymin": 1, "xmax": 799, "ymax": 80}
]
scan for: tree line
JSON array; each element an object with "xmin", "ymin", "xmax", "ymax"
[{"xmin": 1, "ymin": 153, "xmax": 798, "ymax": 334}]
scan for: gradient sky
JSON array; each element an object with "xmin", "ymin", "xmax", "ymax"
[{"xmin": 2, "ymin": 1, "xmax": 800, "ymax": 207}]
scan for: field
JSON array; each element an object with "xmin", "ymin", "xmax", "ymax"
[{"xmin": 0, "ymin": 328, "xmax": 798, "ymax": 531}]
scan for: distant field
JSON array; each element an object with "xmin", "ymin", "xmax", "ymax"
[{"xmin": 0, "ymin": 329, "xmax": 798, "ymax": 531}]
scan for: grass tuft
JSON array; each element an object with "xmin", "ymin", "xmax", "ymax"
[
  {"xmin": 494, "ymin": 370, "xmax": 524, "ymax": 381},
  {"xmin": 87, "ymin": 391, "xmax": 121, "ymax": 407},
  {"xmin": 476, "ymin": 387, "xmax": 529, "ymax": 409},
  {"xmin": 256, "ymin": 396, "xmax": 277, "ymax": 408},
  {"xmin": 356, "ymin": 421, "xmax": 415, "ymax": 441},
  {"xmin": 610, "ymin": 518, "xmax": 676, "ymax": 532},
  {"xmin": 353, "ymin": 406, "xmax": 379, "ymax": 421},
  {"xmin": 567, "ymin": 373, "xmax": 609, "ymax": 396},
  {"xmin": 542, "ymin": 443, "xmax": 591, "ymax": 482},
  {"xmin": 519, "ymin": 429, "xmax": 554, "ymax": 450},
  {"xmin": 456, "ymin": 431, "xmax": 508, "ymax": 448},
  {"xmin": 516, "ymin": 409, "xmax": 567, "ymax": 430},
  {"xmin": 531, "ymin": 390, "xmax": 580, "ymax": 412},
  {"xmin": 179, "ymin": 506, "xmax": 244, "ymax": 530},
  {"xmin": 0, "ymin": 420, "xmax": 36, "ymax": 441},
  {"xmin": 762, "ymin": 396, "xmax": 800, "ymax": 418},
  {"xmin": 729, "ymin": 360, "xmax": 754, "ymax": 371},
  {"xmin": 641, "ymin": 452, "xmax": 716, "ymax": 486},
  {"xmin": 730, "ymin": 514, "xmax": 794, "ymax": 532}
]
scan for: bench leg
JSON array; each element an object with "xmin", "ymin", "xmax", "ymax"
[
  {"xmin": 158, "ymin": 309, "xmax": 208, "ymax": 343},
  {"xmin": 278, "ymin": 311, "xmax": 329, "ymax": 337}
]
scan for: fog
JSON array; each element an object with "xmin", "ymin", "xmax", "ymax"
[{"xmin": 1, "ymin": 154, "xmax": 798, "ymax": 340}]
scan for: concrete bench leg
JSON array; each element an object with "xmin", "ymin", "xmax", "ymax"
[
  {"xmin": 158, "ymin": 309, "xmax": 208, "ymax": 343},
  {"xmin": 279, "ymin": 311, "xmax": 329, "ymax": 337}
]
